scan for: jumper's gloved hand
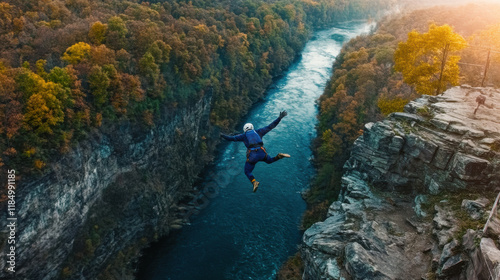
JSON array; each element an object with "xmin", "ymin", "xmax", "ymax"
[
  {"xmin": 220, "ymin": 133, "xmax": 226, "ymax": 140},
  {"xmin": 279, "ymin": 110, "xmax": 288, "ymax": 119}
]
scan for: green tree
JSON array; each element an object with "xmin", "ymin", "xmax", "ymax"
[
  {"xmin": 106, "ymin": 16, "xmax": 128, "ymax": 49},
  {"xmin": 15, "ymin": 69, "xmax": 44, "ymax": 102},
  {"xmin": 139, "ymin": 52, "xmax": 159, "ymax": 84},
  {"xmin": 48, "ymin": 67, "xmax": 72, "ymax": 88},
  {"xmin": 147, "ymin": 40, "xmax": 171, "ymax": 64},
  {"xmin": 394, "ymin": 24, "xmax": 467, "ymax": 95},
  {"xmin": 88, "ymin": 65, "xmax": 110, "ymax": 109},
  {"xmin": 47, "ymin": 67, "xmax": 74, "ymax": 108}
]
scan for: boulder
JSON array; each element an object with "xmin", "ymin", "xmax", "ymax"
[
  {"xmin": 414, "ymin": 195, "xmax": 428, "ymax": 218},
  {"xmin": 325, "ymin": 258, "xmax": 342, "ymax": 280},
  {"xmin": 432, "ymin": 148, "xmax": 454, "ymax": 170},
  {"xmin": 404, "ymin": 135, "xmax": 438, "ymax": 163},
  {"xmin": 389, "ymin": 135, "xmax": 405, "ymax": 153},
  {"xmin": 461, "ymin": 198, "xmax": 489, "ymax": 220},
  {"xmin": 448, "ymin": 124, "xmax": 469, "ymax": 135},
  {"xmin": 344, "ymin": 242, "xmax": 390, "ymax": 280},
  {"xmin": 439, "ymin": 254, "xmax": 466, "ymax": 278},
  {"xmin": 451, "ymin": 153, "xmax": 489, "ymax": 181},
  {"xmin": 439, "ymin": 240, "xmax": 459, "ymax": 267},
  {"xmin": 433, "ymin": 205, "xmax": 459, "ymax": 246},
  {"xmin": 461, "ymin": 229, "xmax": 477, "ymax": 252},
  {"xmin": 303, "ymin": 214, "xmax": 348, "ymax": 256},
  {"xmin": 479, "ymin": 238, "xmax": 500, "ymax": 278},
  {"xmin": 427, "ymin": 179, "xmax": 441, "ymax": 195},
  {"xmin": 430, "ymin": 118, "xmax": 449, "ymax": 130}
]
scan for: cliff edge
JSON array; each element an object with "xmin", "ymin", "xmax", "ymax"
[
  {"xmin": 0, "ymin": 94, "xmax": 215, "ymax": 279},
  {"xmin": 302, "ymin": 86, "xmax": 500, "ymax": 280}
]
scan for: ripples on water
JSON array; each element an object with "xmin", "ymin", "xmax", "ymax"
[{"xmin": 138, "ymin": 22, "xmax": 373, "ymax": 280}]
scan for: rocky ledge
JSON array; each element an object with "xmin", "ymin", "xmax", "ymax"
[{"xmin": 302, "ymin": 86, "xmax": 500, "ymax": 280}]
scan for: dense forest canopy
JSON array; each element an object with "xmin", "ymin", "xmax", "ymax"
[
  {"xmin": 307, "ymin": 2, "xmax": 500, "ymax": 221},
  {"xmin": 0, "ymin": 0, "xmax": 391, "ymax": 173}
]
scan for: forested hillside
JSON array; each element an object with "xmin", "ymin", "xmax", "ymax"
[
  {"xmin": 0, "ymin": 0, "xmax": 390, "ymax": 174},
  {"xmin": 307, "ymin": 2, "xmax": 500, "ymax": 223}
]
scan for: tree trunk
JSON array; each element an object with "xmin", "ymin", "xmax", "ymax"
[{"xmin": 436, "ymin": 43, "xmax": 449, "ymax": 95}]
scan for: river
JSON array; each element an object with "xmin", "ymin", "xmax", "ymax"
[{"xmin": 138, "ymin": 21, "xmax": 373, "ymax": 280}]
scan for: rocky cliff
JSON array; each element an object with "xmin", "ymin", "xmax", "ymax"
[
  {"xmin": 302, "ymin": 86, "xmax": 500, "ymax": 280},
  {"xmin": 0, "ymin": 93, "xmax": 216, "ymax": 279}
]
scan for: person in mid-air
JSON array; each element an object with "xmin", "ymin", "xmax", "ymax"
[{"xmin": 220, "ymin": 111, "xmax": 290, "ymax": 192}]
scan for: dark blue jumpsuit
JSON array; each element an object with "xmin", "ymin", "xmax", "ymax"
[{"xmin": 221, "ymin": 117, "xmax": 282, "ymax": 182}]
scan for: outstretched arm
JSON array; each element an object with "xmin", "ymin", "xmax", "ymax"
[
  {"xmin": 256, "ymin": 110, "xmax": 287, "ymax": 137},
  {"xmin": 220, "ymin": 133, "xmax": 245, "ymax": 142}
]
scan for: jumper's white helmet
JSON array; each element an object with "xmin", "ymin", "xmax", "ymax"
[{"xmin": 243, "ymin": 123, "xmax": 254, "ymax": 132}]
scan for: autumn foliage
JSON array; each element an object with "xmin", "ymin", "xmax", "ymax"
[
  {"xmin": 0, "ymin": 0, "xmax": 389, "ymax": 172},
  {"xmin": 394, "ymin": 24, "xmax": 467, "ymax": 95},
  {"xmin": 312, "ymin": 3, "xmax": 500, "ymax": 205}
]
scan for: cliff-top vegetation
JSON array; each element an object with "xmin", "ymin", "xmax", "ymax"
[
  {"xmin": 308, "ymin": 1, "xmax": 500, "ymax": 229},
  {"xmin": 0, "ymin": 0, "xmax": 392, "ymax": 174}
]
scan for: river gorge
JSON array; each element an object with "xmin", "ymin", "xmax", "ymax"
[{"xmin": 138, "ymin": 21, "xmax": 374, "ymax": 280}]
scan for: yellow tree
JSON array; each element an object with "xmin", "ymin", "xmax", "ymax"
[
  {"xmin": 23, "ymin": 82, "xmax": 65, "ymax": 135},
  {"xmin": 468, "ymin": 24, "xmax": 500, "ymax": 86},
  {"xmin": 377, "ymin": 93, "xmax": 409, "ymax": 116},
  {"xmin": 394, "ymin": 24, "xmax": 466, "ymax": 95},
  {"xmin": 62, "ymin": 42, "xmax": 91, "ymax": 65},
  {"xmin": 470, "ymin": 24, "xmax": 500, "ymax": 52},
  {"xmin": 89, "ymin": 21, "xmax": 107, "ymax": 45},
  {"xmin": 17, "ymin": 68, "xmax": 66, "ymax": 135}
]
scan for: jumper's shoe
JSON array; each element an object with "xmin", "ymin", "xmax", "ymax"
[
  {"xmin": 276, "ymin": 153, "xmax": 291, "ymax": 160},
  {"xmin": 252, "ymin": 180, "xmax": 260, "ymax": 192}
]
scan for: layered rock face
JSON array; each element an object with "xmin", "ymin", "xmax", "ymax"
[
  {"xmin": 302, "ymin": 86, "xmax": 500, "ymax": 280},
  {"xmin": 0, "ymin": 94, "xmax": 214, "ymax": 279}
]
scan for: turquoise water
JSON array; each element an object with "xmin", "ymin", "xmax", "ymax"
[{"xmin": 138, "ymin": 21, "xmax": 373, "ymax": 280}]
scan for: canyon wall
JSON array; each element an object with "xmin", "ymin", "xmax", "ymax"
[
  {"xmin": 0, "ymin": 93, "xmax": 215, "ymax": 279},
  {"xmin": 302, "ymin": 86, "xmax": 500, "ymax": 280}
]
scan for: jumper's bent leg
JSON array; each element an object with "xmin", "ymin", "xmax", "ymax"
[
  {"xmin": 264, "ymin": 154, "xmax": 278, "ymax": 164},
  {"xmin": 264, "ymin": 153, "xmax": 290, "ymax": 164},
  {"xmin": 244, "ymin": 161, "xmax": 257, "ymax": 182},
  {"xmin": 245, "ymin": 161, "xmax": 260, "ymax": 192}
]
